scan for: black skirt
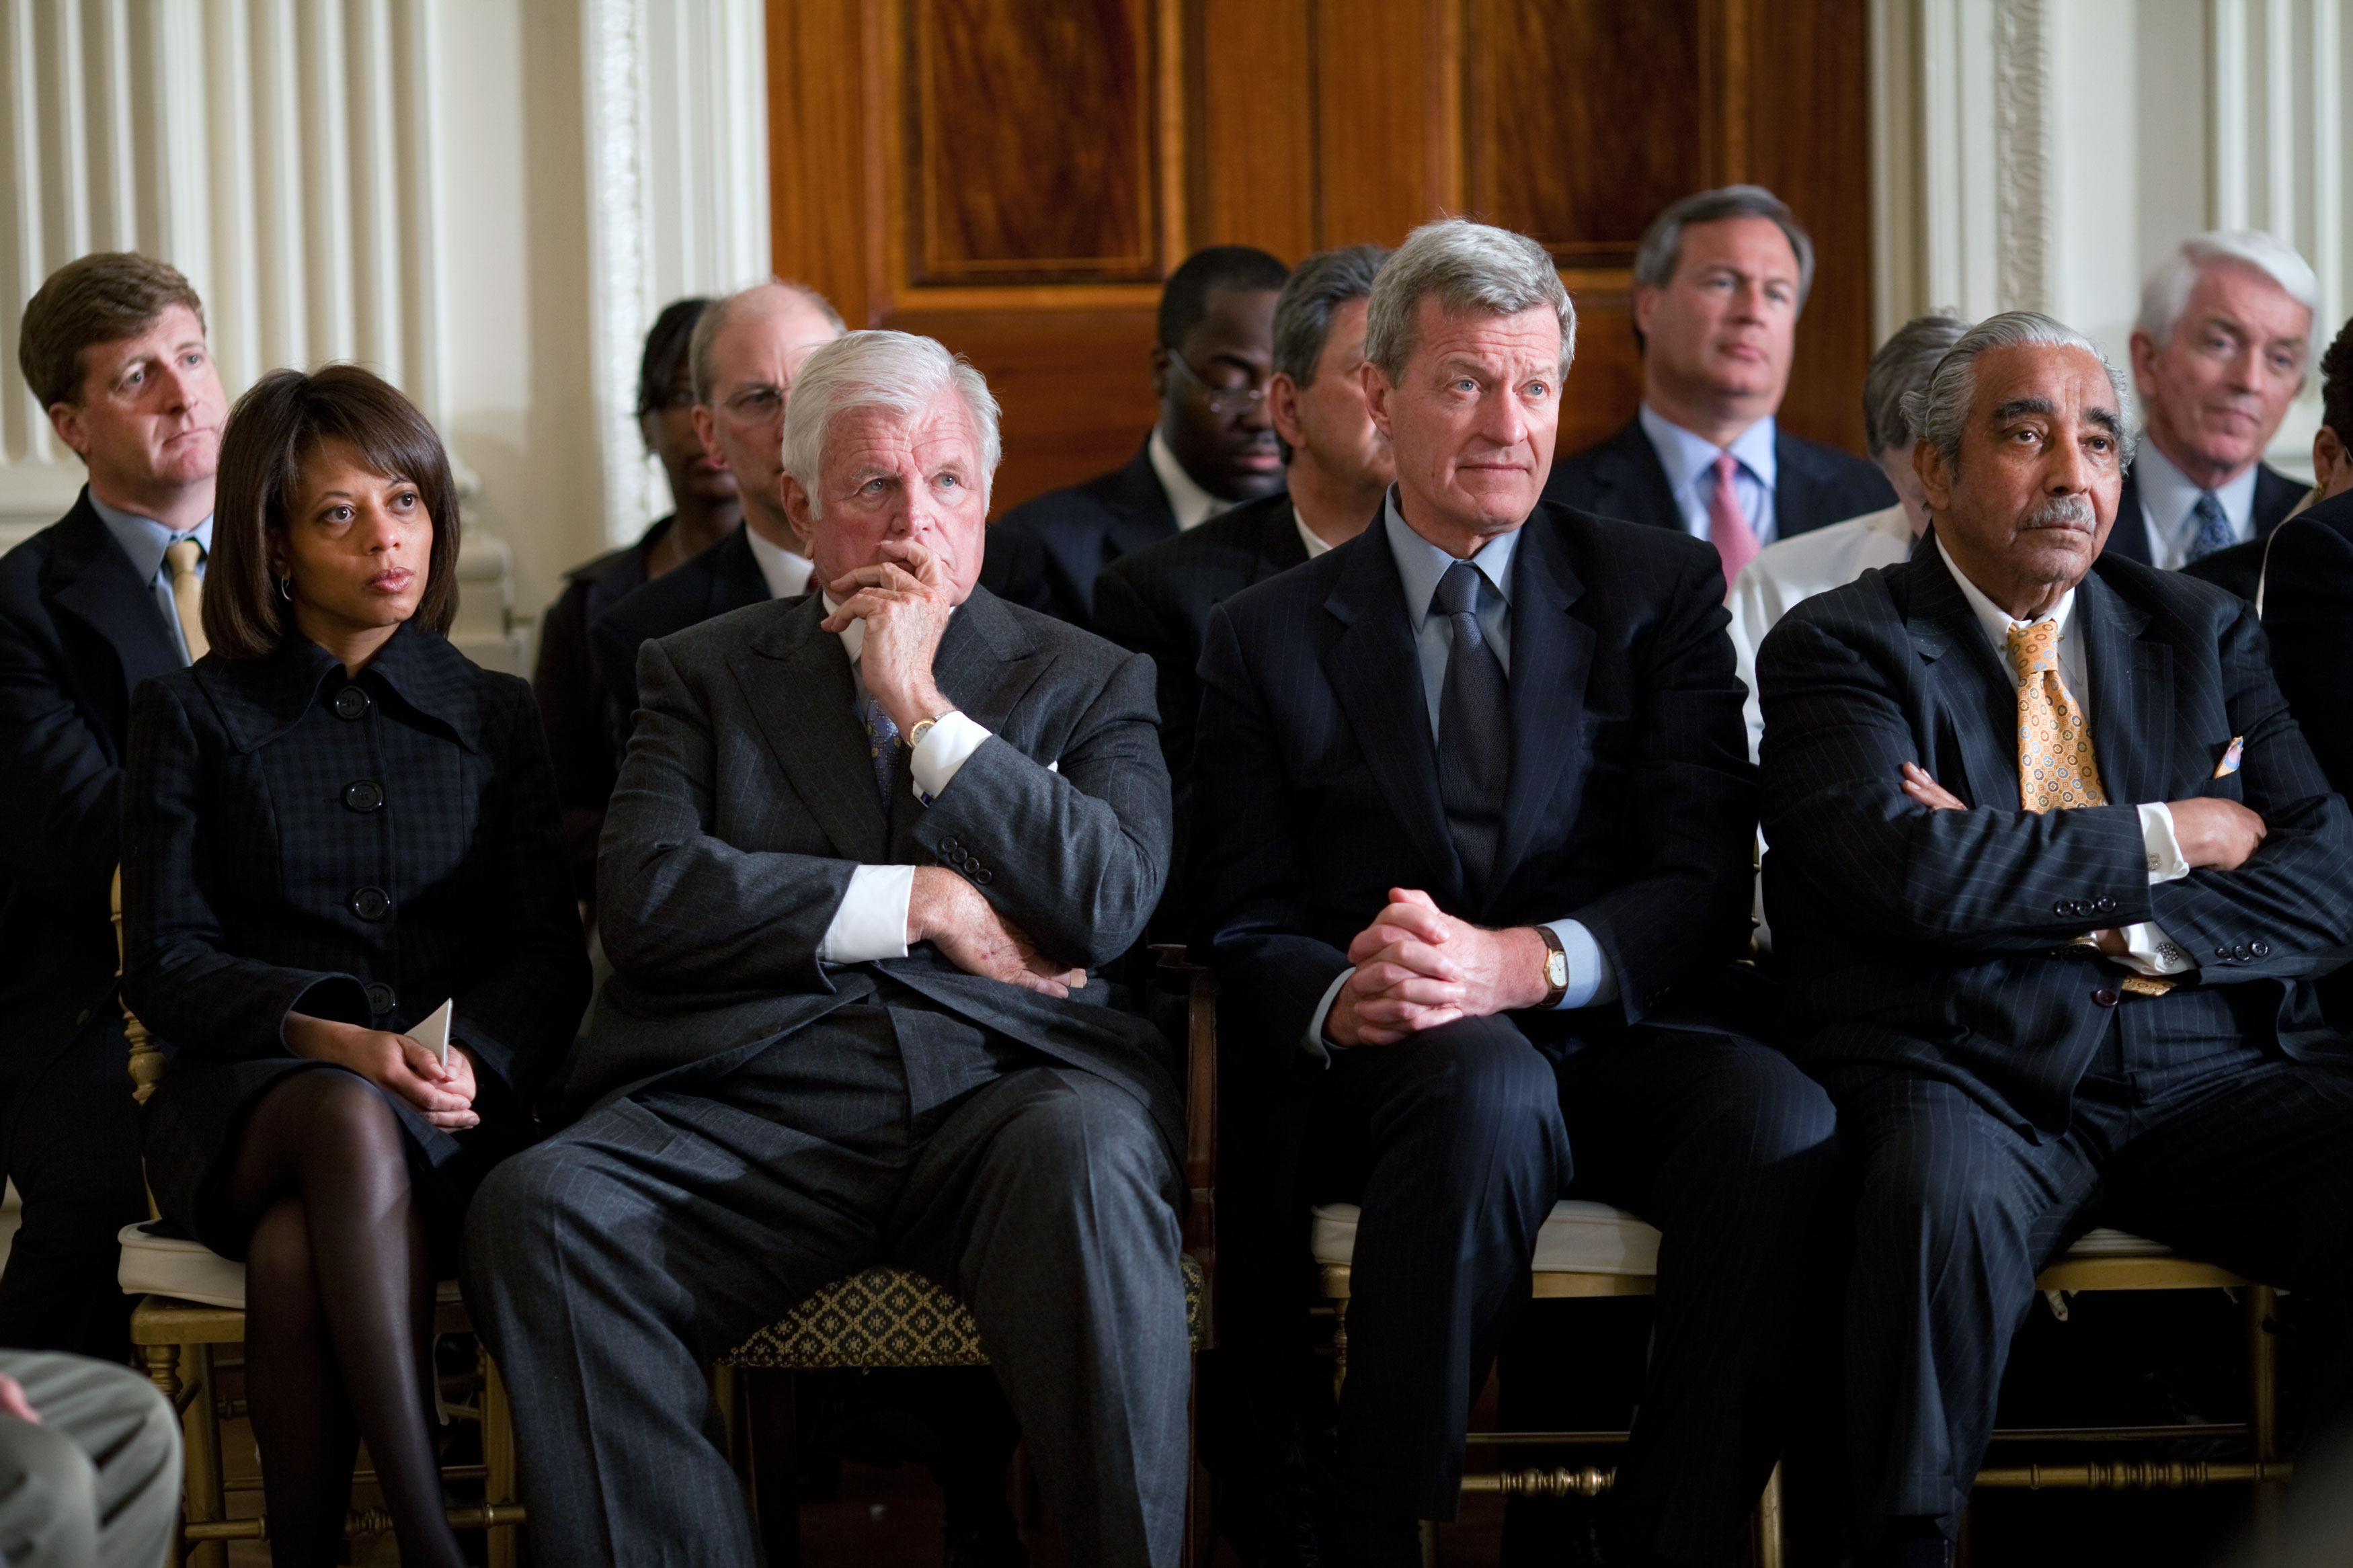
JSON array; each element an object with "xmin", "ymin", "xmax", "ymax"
[{"xmin": 141, "ymin": 1052, "xmax": 529, "ymax": 1267}]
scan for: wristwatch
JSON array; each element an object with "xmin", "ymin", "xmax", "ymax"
[
  {"xmin": 1535, "ymin": 925, "xmax": 1570, "ymax": 1008},
  {"xmin": 906, "ymin": 710, "xmax": 952, "ymax": 749}
]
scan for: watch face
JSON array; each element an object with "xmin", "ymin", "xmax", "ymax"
[{"xmin": 1546, "ymin": 949, "xmax": 1568, "ymax": 987}]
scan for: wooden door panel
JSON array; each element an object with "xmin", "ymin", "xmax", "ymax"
[{"xmin": 768, "ymin": 0, "xmax": 1875, "ymax": 511}]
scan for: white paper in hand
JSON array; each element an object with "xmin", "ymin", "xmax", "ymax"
[{"xmin": 406, "ymin": 999, "xmax": 454, "ymax": 1066}]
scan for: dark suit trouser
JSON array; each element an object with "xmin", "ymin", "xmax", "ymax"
[
  {"xmin": 0, "ymin": 1008, "xmax": 145, "ymax": 1360},
  {"xmin": 463, "ymin": 1007, "xmax": 1191, "ymax": 1568},
  {"xmin": 1317, "ymin": 1015, "xmax": 1837, "ymax": 1561},
  {"xmin": 1823, "ymin": 991, "xmax": 2353, "ymax": 1544}
]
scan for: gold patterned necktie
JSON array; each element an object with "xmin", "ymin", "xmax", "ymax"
[
  {"xmin": 163, "ymin": 538, "xmax": 208, "ymax": 662},
  {"xmin": 2005, "ymin": 618, "xmax": 2104, "ymax": 812}
]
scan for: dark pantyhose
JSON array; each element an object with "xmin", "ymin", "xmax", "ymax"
[{"xmin": 225, "ymin": 1068, "xmax": 462, "ymax": 1568}]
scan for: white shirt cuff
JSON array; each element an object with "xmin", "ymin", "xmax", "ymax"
[
  {"xmin": 1541, "ymin": 919, "xmax": 1617, "ymax": 1009},
  {"xmin": 816, "ymin": 864, "xmax": 914, "ymax": 963},
  {"xmin": 2116, "ymin": 919, "xmax": 2196, "ymax": 977},
  {"xmin": 2137, "ymin": 802, "xmax": 2190, "ymax": 884},
  {"xmin": 1302, "ymin": 968, "xmax": 1354, "ymax": 1063},
  {"xmin": 909, "ymin": 710, "xmax": 992, "ymax": 804}
]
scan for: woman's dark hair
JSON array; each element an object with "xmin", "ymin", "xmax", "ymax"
[
  {"xmin": 637, "ymin": 296, "xmax": 709, "ymax": 417},
  {"xmin": 204, "ymin": 364, "xmax": 461, "ymax": 659},
  {"xmin": 2321, "ymin": 313, "xmax": 2353, "ymax": 444}
]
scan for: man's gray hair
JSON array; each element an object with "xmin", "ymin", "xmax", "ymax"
[
  {"xmin": 1273, "ymin": 245, "xmax": 1389, "ymax": 386},
  {"xmin": 2136, "ymin": 231, "xmax": 2318, "ymax": 346},
  {"xmin": 779, "ymin": 330, "xmax": 1002, "ymax": 518},
  {"xmin": 1863, "ymin": 312, "xmax": 1972, "ymax": 456},
  {"xmin": 1365, "ymin": 219, "xmax": 1574, "ymax": 383},
  {"xmin": 688, "ymin": 277, "xmax": 847, "ymax": 405},
  {"xmin": 1632, "ymin": 185, "xmax": 1815, "ymax": 308},
  {"xmin": 1901, "ymin": 311, "xmax": 2137, "ymax": 474}
]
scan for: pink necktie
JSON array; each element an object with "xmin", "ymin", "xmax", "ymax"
[{"xmin": 1708, "ymin": 452, "xmax": 1761, "ymax": 591}]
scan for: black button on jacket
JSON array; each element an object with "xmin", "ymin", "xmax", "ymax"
[{"xmin": 119, "ymin": 624, "xmax": 589, "ymax": 1253}]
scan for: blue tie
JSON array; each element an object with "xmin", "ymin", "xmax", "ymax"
[
  {"xmin": 2188, "ymin": 491, "xmax": 2233, "ymax": 561},
  {"xmin": 1434, "ymin": 560, "xmax": 1509, "ymax": 897},
  {"xmin": 862, "ymin": 697, "xmax": 902, "ymax": 809}
]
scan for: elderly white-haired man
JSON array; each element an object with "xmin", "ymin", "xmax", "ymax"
[
  {"xmin": 465, "ymin": 330, "xmax": 1193, "ymax": 1566},
  {"xmin": 1193, "ymin": 218, "xmax": 1839, "ymax": 1566},
  {"xmin": 1759, "ymin": 311, "xmax": 2353, "ymax": 1567},
  {"xmin": 2120, "ymin": 231, "xmax": 2317, "ymax": 598}
]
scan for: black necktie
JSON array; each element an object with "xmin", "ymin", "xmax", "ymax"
[{"xmin": 1434, "ymin": 559, "xmax": 1509, "ymax": 895}]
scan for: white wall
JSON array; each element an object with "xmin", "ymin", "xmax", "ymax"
[
  {"xmin": 1876, "ymin": 0, "xmax": 2352, "ymax": 481},
  {"xmin": 0, "ymin": 0, "xmax": 770, "ymax": 655}
]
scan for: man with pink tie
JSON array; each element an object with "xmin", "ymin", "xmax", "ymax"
[{"xmin": 1542, "ymin": 185, "xmax": 1895, "ymax": 585}]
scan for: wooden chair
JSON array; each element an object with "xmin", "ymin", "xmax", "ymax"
[
  {"xmin": 712, "ymin": 944, "xmax": 1220, "ymax": 1565},
  {"xmin": 1315, "ymin": 1203, "xmax": 2287, "ymax": 1566},
  {"xmin": 110, "ymin": 870, "xmax": 526, "ymax": 1567}
]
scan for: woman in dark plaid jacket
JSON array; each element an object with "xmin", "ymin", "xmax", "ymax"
[{"xmin": 120, "ymin": 365, "xmax": 588, "ymax": 1568}]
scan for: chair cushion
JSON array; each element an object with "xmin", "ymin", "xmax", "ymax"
[
  {"xmin": 2059, "ymin": 1228, "xmax": 2174, "ymax": 1260},
  {"xmin": 118, "ymin": 1223, "xmax": 247, "ymax": 1309},
  {"xmin": 721, "ymin": 1252, "xmax": 1207, "ymax": 1369},
  {"xmin": 1311, "ymin": 1201, "xmax": 1663, "ymax": 1278}
]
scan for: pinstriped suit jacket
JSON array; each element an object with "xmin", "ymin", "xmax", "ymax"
[
  {"xmin": 1757, "ymin": 538, "xmax": 2353, "ymax": 1134},
  {"xmin": 575, "ymin": 585, "xmax": 1183, "ymax": 1155},
  {"xmin": 1193, "ymin": 500, "xmax": 1758, "ymax": 1073}
]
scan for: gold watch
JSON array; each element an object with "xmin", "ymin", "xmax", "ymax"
[
  {"xmin": 1536, "ymin": 925, "xmax": 1569, "ymax": 1007},
  {"xmin": 906, "ymin": 711, "xmax": 950, "ymax": 749}
]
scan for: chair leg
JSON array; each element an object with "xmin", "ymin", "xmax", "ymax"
[
  {"xmin": 1331, "ymin": 1296, "xmax": 1349, "ymax": 1401},
  {"xmin": 745, "ymin": 1369, "xmax": 801, "ymax": 1568},
  {"xmin": 482, "ymin": 1349, "xmax": 521, "ymax": 1568},
  {"xmin": 2247, "ymin": 1283, "xmax": 2282, "ymax": 1539},
  {"xmin": 182, "ymin": 1344, "xmax": 228, "ymax": 1568},
  {"xmin": 1755, "ymin": 1462, "xmax": 1784, "ymax": 1568}
]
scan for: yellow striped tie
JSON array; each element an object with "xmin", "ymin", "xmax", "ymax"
[
  {"xmin": 2005, "ymin": 618, "xmax": 2103, "ymax": 813},
  {"xmin": 164, "ymin": 538, "xmax": 208, "ymax": 662}
]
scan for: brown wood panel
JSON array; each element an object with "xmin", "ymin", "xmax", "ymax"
[
  {"xmin": 1740, "ymin": 0, "xmax": 1874, "ymax": 454},
  {"xmin": 884, "ymin": 308, "xmax": 1162, "ymax": 515},
  {"xmin": 1465, "ymin": 0, "xmax": 1714, "ymax": 265},
  {"xmin": 767, "ymin": 0, "xmax": 1877, "ymax": 511},
  {"xmin": 1189, "ymin": 0, "xmax": 1314, "ymax": 261},
  {"xmin": 910, "ymin": 0, "xmax": 1160, "ymax": 283}
]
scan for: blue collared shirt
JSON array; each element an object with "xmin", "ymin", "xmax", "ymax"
[
  {"xmin": 1639, "ymin": 403, "xmax": 1780, "ymax": 547},
  {"xmin": 1300, "ymin": 493, "xmax": 1618, "ymax": 1059},
  {"xmin": 88, "ymin": 492, "xmax": 212, "ymax": 664},
  {"xmin": 2130, "ymin": 439, "xmax": 2260, "ymax": 571}
]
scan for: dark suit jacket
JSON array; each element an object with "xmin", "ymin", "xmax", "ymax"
[
  {"xmin": 1193, "ymin": 501, "xmax": 1758, "ymax": 1074},
  {"xmin": 1542, "ymin": 415, "xmax": 1895, "ymax": 548},
  {"xmin": 588, "ymin": 522, "xmax": 766, "ymax": 755},
  {"xmin": 535, "ymin": 516, "xmax": 671, "ymax": 905},
  {"xmin": 120, "ymin": 626, "xmax": 590, "ymax": 1247},
  {"xmin": 1757, "ymin": 541, "xmax": 2353, "ymax": 1135},
  {"xmin": 2258, "ymin": 491, "xmax": 2353, "ymax": 796},
  {"xmin": 579, "ymin": 585, "xmax": 1182, "ymax": 1157},
  {"xmin": 982, "ymin": 440, "xmax": 1176, "ymax": 626},
  {"xmin": 2110, "ymin": 459, "xmax": 2306, "ymax": 594},
  {"xmin": 0, "ymin": 491, "xmax": 186, "ymax": 1091}
]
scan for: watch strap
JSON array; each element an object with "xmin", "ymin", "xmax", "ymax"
[{"xmin": 1535, "ymin": 923, "xmax": 1569, "ymax": 1008}]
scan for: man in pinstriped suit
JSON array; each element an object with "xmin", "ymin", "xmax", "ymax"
[{"xmin": 1758, "ymin": 313, "xmax": 2353, "ymax": 1568}]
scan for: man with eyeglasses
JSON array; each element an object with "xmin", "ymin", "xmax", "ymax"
[
  {"xmin": 986, "ymin": 245, "xmax": 1291, "ymax": 627},
  {"xmin": 590, "ymin": 278, "xmax": 844, "ymax": 746}
]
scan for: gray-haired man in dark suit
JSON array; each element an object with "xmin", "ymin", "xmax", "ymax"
[
  {"xmin": 465, "ymin": 331, "xmax": 1192, "ymax": 1567},
  {"xmin": 1759, "ymin": 313, "xmax": 2353, "ymax": 1568}
]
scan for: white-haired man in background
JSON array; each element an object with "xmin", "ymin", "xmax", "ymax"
[
  {"xmin": 2115, "ymin": 231, "xmax": 2317, "ymax": 600},
  {"xmin": 466, "ymin": 331, "xmax": 1193, "ymax": 1567}
]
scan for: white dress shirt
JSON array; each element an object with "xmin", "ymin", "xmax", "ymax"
[
  {"xmin": 744, "ymin": 525, "xmax": 816, "ymax": 600},
  {"xmin": 1294, "ymin": 505, "xmax": 1335, "ymax": 561},
  {"xmin": 1729, "ymin": 503, "xmax": 1915, "ymax": 761},
  {"xmin": 2132, "ymin": 440, "xmax": 2261, "ymax": 571},
  {"xmin": 1147, "ymin": 427, "xmax": 1234, "ymax": 532},
  {"xmin": 89, "ymin": 495, "xmax": 212, "ymax": 663},
  {"xmin": 1302, "ymin": 493, "xmax": 1618, "ymax": 1058},
  {"xmin": 811, "ymin": 597, "xmax": 996, "ymax": 964},
  {"xmin": 1639, "ymin": 405, "xmax": 1780, "ymax": 548},
  {"xmin": 1936, "ymin": 539, "xmax": 2196, "ymax": 977}
]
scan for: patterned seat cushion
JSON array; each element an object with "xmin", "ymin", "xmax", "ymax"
[{"xmin": 721, "ymin": 1253, "xmax": 1206, "ymax": 1368}]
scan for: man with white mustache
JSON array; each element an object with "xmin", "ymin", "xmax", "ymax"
[{"xmin": 1755, "ymin": 312, "xmax": 2353, "ymax": 1567}]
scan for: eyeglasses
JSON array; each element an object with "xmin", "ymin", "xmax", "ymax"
[{"xmin": 1166, "ymin": 348, "xmax": 1268, "ymax": 415}]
